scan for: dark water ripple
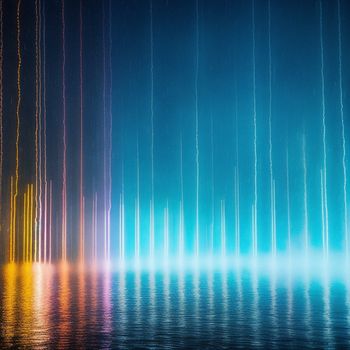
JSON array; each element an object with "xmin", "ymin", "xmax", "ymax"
[{"xmin": 0, "ymin": 264, "xmax": 350, "ymax": 349}]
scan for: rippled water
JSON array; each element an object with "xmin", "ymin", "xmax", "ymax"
[{"xmin": 0, "ymin": 264, "xmax": 350, "ymax": 348}]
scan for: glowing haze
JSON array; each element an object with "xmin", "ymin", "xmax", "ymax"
[{"xmin": 0, "ymin": 0, "xmax": 349, "ymax": 270}]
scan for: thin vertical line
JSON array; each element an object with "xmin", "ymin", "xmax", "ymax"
[
  {"xmin": 61, "ymin": 0, "xmax": 67, "ymax": 262},
  {"xmin": 195, "ymin": 0, "xmax": 199, "ymax": 258},
  {"xmin": 337, "ymin": 0, "xmax": 348, "ymax": 257}
]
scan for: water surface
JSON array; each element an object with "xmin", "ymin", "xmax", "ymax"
[{"xmin": 0, "ymin": 264, "xmax": 349, "ymax": 348}]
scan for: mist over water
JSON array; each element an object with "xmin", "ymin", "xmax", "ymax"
[{"xmin": 1, "ymin": 265, "xmax": 350, "ymax": 349}]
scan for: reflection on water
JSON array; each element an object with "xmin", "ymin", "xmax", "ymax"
[{"xmin": 1, "ymin": 265, "xmax": 350, "ymax": 348}]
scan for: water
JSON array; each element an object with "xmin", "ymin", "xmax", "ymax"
[{"xmin": 1, "ymin": 264, "xmax": 350, "ymax": 348}]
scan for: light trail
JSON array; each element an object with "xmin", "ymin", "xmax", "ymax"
[
  {"xmin": 11, "ymin": 0, "xmax": 22, "ymax": 263},
  {"xmin": 27, "ymin": 185, "xmax": 30, "ymax": 261},
  {"xmin": 82, "ymin": 195, "xmax": 85, "ymax": 264},
  {"xmin": 268, "ymin": 0, "xmax": 276, "ymax": 258},
  {"xmin": 221, "ymin": 200, "xmax": 226, "ymax": 256},
  {"xmin": 251, "ymin": 205, "xmax": 255, "ymax": 258},
  {"xmin": 49, "ymin": 180, "xmax": 52, "ymax": 263},
  {"xmin": 149, "ymin": 0, "xmax": 155, "ymax": 260},
  {"xmin": 119, "ymin": 193, "xmax": 125, "ymax": 262},
  {"xmin": 91, "ymin": 193, "xmax": 95, "ymax": 263},
  {"xmin": 0, "ymin": 0, "xmax": 3, "ymax": 237},
  {"xmin": 286, "ymin": 147, "xmax": 291, "ymax": 256},
  {"xmin": 42, "ymin": 0, "xmax": 48, "ymax": 264},
  {"xmin": 164, "ymin": 202, "xmax": 169, "ymax": 260},
  {"xmin": 119, "ymin": 159, "xmax": 125, "ymax": 263},
  {"xmin": 210, "ymin": 115, "xmax": 214, "ymax": 255},
  {"xmin": 179, "ymin": 135, "xmax": 184, "ymax": 259},
  {"xmin": 272, "ymin": 179, "xmax": 276, "ymax": 256},
  {"xmin": 30, "ymin": 184, "xmax": 34, "ymax": 262},
  {"xmin": 135, "ymin": 136, "xmax": 140, "ymax": 260},
  {"xmin": 38, "ymin": 0, "xmax": 42, "ymax": 263},
  {"xmin": 321, "ymin": 169, "xmax": 325, "ymax": 255},
  {"xmin": 319, "ymin": 1, "xmax": 329, "ymax": 260},
  {"xmin": 337, "ymin": 0, "xmax": 348, "ymax": 258},
  {"xmin": 23, "ymin": 192, "xmax": 26, "ymax": 261},
  {"xmin": 61, "ymin": 0, "xmax": 67, "ymax": 262},
  {"xmin": 26, "ymin": 185, "xmax": 30, "ymax": 261},
  {"xmin": 235, "ymin": 167, "xmax": 240, "ymax": 258},
  {"xmin": 34, "ymin": 0, "xmax": 40, "ymax": 263},
  {"xmin": 102, "ymin": 0, "xmax": 107, "ymax": 263},
  {"xmin": 92, "ymin": 193, "xmax": 97, "ymax": 264},
  {"xmin": 302, "ymin": 135, "xmax": 309, "ymax": 257},
  {"xmin": 252, "ymin": 0, "xmax": 258, "ymax": 257},
  {"xmin": 79, "ymin": 0, "xmax": 84, "ymax": 264},
  {"xmin": 234, "ymin": 89, "xmax": 240, "ymax": 258},
  {"xmin": 44, "ymin": 181, "xmax": 47, "ymax": 262},
  {"xmin": 26, "ymin": 186, "xmax": 29, "ymax": 261},
  {"xmin": 94, "ymin": 193, "xmax": 97, "ymax": 262},
  {"xmin": 9, "ymin": 177, "xmax": 13, "ymax": 261},
  {"xmin": 23, "ymin": 186, "xmax": 27, "ymax": 261},
  {"xmin": 107, "ymin": 0, "xmax": 112, "ymax": 263},
  {"xmin": 194, "ymin": 0, "xmax": 199, "ymax": 258}
]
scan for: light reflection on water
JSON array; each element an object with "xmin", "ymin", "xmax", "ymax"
[{"xmin": 1, "ymin": 264, "xmax": 350, "ymax": 348}]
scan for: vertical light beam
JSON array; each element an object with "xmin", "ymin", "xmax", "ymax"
[
  {"xmin": 319, "ymin": 1, "xmax": 329, "ymax": 260},
  {"xmin": 252, "ymin": 0, "xmax": 258, "ymax": 257},
  {"xmin": 37, "ymin": 0, "xmax": 43, "ymax": 263},
  {"xmin": 102, "ymin": 0, "xmax": 107, "ymax": 263},
  {"xmin": 61, "ymin": 0, "xmax": 67, "ymax": 262},
  {"xmin": 135, "ymin": 136, "xmax": 140, "ymax": 260},
  {"xmin": 79, "ymin": 0, "xmax": 84, "ymax": 264},
  {"xmin": 221, "ymin": 200, "xmax": 226, "ymax": 257},
  {"xmin": 0, "ymin": 0, "xmax": 3, "ymax": 238},
  {"xmin": 194, "ymin": 0, "xmax": 200, "ymax": 258},
  {"xmin": 210, "ymin": 116, "xmax": 214, "ymax": 256},
  {"xmin": 268, "ymin": 0, "xmax": 276, "ymax": 258},
  {"xmin": 286, "ymin": 147, "xmax": 291, "ymax": 257},
  {"xmin": 234, "ymin": 90, "xmax": 240, "ymax": 259},
  {"xmin": 337, "ymin": 0, "xmax": 348, "ymax": 258},
  {"xmin": 34, "ymin": 0, "xmax": 41, "ymax": 263},
  {"xmin": 12, "ymin": 0, "xmax": 22, "ymax": 262},
  {"xmin": 107, "ymin": 0, "xmax": 113, "ymax": 263},
  {"xmin": 42, "ymin": 0, "xmax": 48, "ymax": 264},
  {"xmin": 164, "ymin": 202, "xmax": 169, "ymax": 260},
  {"xmin": 302, "ymin": 135, "xmax": 309, "ymax": 258},
  {"xmin": 149, "ymin": 0, "xmax": 155, "ymax": 260},
  {"xmin": 179, "ymin": 135, "xmax": 184, "ymax": 260},
  {"xmin": 49, "ymin": 180, "xmax": 52, "ymax": 263}
]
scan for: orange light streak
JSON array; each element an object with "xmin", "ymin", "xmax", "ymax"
[
  {"xmin": 23, "ymin": 192, "xmax": 26, "ymax": 261},
  {"xmin": 49, "ymin": 180, "xmax": 52, "ymax": 263},
  {"xmin": 38, "ymin": 0, "xmax": 43, "ymax": 263},
  {"xmin": 34, "ymin": 0, "xmax": 40, "ymax": 263},
  {"xmin": 11, "ymin": 0, "xmax": 22, "ymax": 263},
  {"xmin": 42, "ymin": 0, "xmax": 48, "ymax": 264},
  {"xmin": 26, "ymin": 185, "xmax": 30, "ymax": 260},
  {"xmin": 30, "ymin": 184, "xmax": 34, "ymax": 262},
  {"xmin": 44, "ymin": 181, "xmax": 47, "ymax": 262},
  {"xmin": 0, "ymin": 0, "xmax": 3, "ymax": 236},
  {"xmin": 9, "ymin": 177, "xmax": 13, "ymax": 261}
]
